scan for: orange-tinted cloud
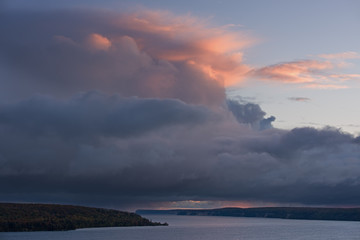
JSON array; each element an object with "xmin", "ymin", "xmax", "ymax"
[
  {"xmin": 254, "ymin": 60, "xmax": 333, "ymax": 83},
  {"xmin": 253, "ymin": 56, "xmax": 360, "ymax": 89},
  {"xmin": 0, "ymin": 9, "xmax": 254, "ymax": 105},
  {"xmin": 112, "ymin": 10, "xmax": 255, "ymax": 87},
  {"xmin": 329, "ymin": 74, "xmax": 360, "ymax": 81},
  {"xmin": 85, "ymin": 33, "xmax": 112, "ymax": 51},
  {"xmin": 303, "ymin": 84, "xmax": 348, "ymax": 89}
]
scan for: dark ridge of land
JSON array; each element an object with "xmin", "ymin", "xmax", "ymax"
[
  {"xmin": 0, "ymin": 203, "xmax": 167, "ymax": 232},
  {"xmin": 136, "ymin": 207, "xmax": 360, "ymax": 222}
]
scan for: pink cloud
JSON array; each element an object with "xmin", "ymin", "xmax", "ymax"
[
  {"xmin": 318, "ymin": 51, "xmax": 360, "ymax": 60},
  {"xmin": 253, "ymin": 60, "xmax": 333, "ymax": 83},
  {"xmin": 1, "ymin": 9, "xmax": 255, "ymax": 105},
  {"xmin": 303, "ymin": 83, "xmax": 348, "ymax": 89},
  {"xmin": 329, "ymin": 74, "xmax": 360, "ymax": 81},
  {"xmin": 113, "ymin": 10, "xmax": 254, "ymax": 87},
  {"xmin": 85, "ymin": 33, "xmax": 112, "ymax": 51},
  {"xmin": 253, "ymin": 56, "xmax": 360, "ymax": 89}
]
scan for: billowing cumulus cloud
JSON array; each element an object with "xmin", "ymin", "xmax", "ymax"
[
  {"xmin": 85, "ymin": 33, "xmax": 112, "ymax": 51},
  {"xmin": 1, "ymin": 7, "xmax": 360, "ymax": 210},
  {"xmin": 0, "ymin": 9, "xmax": 253, "ymax": 105}
]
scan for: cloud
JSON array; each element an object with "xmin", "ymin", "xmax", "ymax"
[
  {"xmin": 318, "ymin": 51, "xmax": 360, "ymax": 60},
  {"xmin": 0, "ymin": 9, "xmax": 254, "ymax": 105},
  {"xmin": 85, "ymin": 33, "xmax": 112, "ymax": 51},
  {"xmin": 288, "ymin": 97, "xmax": 311, "ymax": 102},
  {"xmin": 1, "ymin": 7, "xmax": 360, "ymax": 210},
  {"xmin": 253, "ymin": 58, "xmax": 359, "ymax": 89},
  {"xmin": 1, "ymin": 101, "xmax": 360, "ymax": 209},
  {"xmin": 226, "ymin": 99, "xmax": 275, "ymax": 130},
  {"xmin": 328, "ymin": 74, "xmax": 360, "ymax": 81},
  {"xmin": 0, "ymin": 92, "xmax": 211, "ymax": 138},
  {"xmin": 1, "ymin": 91, "xmax": 359, "ymax": 209},
  {"xmin": 253, "ymin": 60, "xmax": 333, "ymax": 83},
  {"xmin": 303, "ymin": 83, "xmax": 348, "ymax": 89}
]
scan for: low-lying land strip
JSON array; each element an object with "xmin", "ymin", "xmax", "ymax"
[
  {"xmin": 0, "ymin": 203, "xmax": 167, "ymax": 232},
  {"xmin": 137, "ymin": 207, "xmax": 360, "ymax": 222}
]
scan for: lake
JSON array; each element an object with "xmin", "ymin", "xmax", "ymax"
[{"xmin": 1, "ymin": 214, "xmax": 360, "ymax": 240}]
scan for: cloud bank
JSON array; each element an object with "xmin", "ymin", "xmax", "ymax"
[
  {"xmin": 1, "ymin": 97, "xmax": 360, "ymax": 209},
  {"xmin": 0, "ymin": 9, "xmax": 254, "ymax": 105},
  {"xmin": 0, "ymin": 92, "xmax": 211, "ymax": 138},
  {"xmin": 1, "ymin": 8, "xmax": 360, "ymax": 210}
]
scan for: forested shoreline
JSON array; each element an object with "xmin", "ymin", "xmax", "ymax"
[{"xmin": 0, "ymin": 203, "xmax": 167, "ymax": 232}]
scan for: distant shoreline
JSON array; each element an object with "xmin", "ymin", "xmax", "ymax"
[
  {"xmin": 136, "ymin": 207, "xmax": 360, "ymax": 222},
  {"xmin": 0, "ymin": 203, "xmax": 168, "ymax": 232}
]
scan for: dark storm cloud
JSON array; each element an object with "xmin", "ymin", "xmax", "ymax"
[
  {"xmin": 226, "ymin": 99, "xmax": 275, "ymax": 130},
  {"xmin": 1, "ymin": 97, "xmax": 360, "ymax": 209},
  {"xmin": 0, "ymin": 92, "xmax": 211, "ymax": 138}
]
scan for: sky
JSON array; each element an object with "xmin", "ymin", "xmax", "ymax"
[{"xmin": 1, "ymin": 0, "xmax": 360, "ymax": 211}]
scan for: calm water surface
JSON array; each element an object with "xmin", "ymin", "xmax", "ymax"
[{"xmin": 1, "ymin": 215, "xmax": 360, "ymax": 240}]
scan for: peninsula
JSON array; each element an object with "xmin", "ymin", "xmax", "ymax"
[
  {"xmin": 136, "ymin": 207, "xmax": 360, "ymax": 222},
  {"xmin": 0, "ymin": 203, "xmax": 167, "ymax": 232}
]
